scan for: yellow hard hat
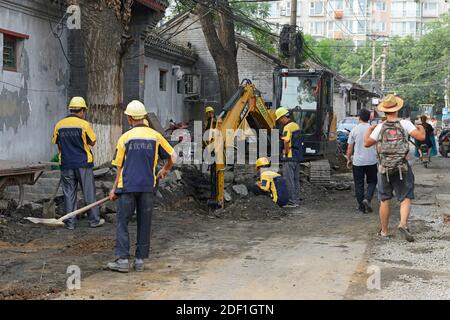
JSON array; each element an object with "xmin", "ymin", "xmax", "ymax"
[
  {"xmin": 68, "ymin": 96, "xmax": 87, "ymax": 109},
  {"xmin": 124, "ymin": 100, "xmax": 147, "ymax": 119},
  {"xmin": 275, "ymin": 107, "xmax": 289, "ymax": 121},
  {"xmin": 255, "ymin": 157, "xmax": 270, "ymax": 169},
  {"xmin": 205, "ymin": 106, "xmax": 214, "ymax": 113}
]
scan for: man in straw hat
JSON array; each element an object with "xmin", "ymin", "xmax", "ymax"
[{"xmin": 364, "ymin": 94, "xmax": 425, "ymax": 242}]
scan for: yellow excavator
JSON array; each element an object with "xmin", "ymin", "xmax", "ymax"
[
  {"xmin": 207, "ymin": 67, "xmax": 338, "ymax": 209},
  {"xmin": 206, "ymin": 79, "xmax": 276, "ymax": 209}
]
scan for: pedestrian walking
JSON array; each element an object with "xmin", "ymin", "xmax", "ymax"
[
  {"xmin": 364, "ymin": 95, "xmax": 425, "ymax": 242},
  {"xmin": 107, "ymin": 100, "xmax": 176, "ymax": 272},
  {"xmin": 346, "ymin": 109, "xmax": 378, "ymax": 214},
  {"xmin": 52, "ymin": 97, "xmax": 104, "ymax": 230},
  {"xmin": 275, "ymin": 107, "xmax": 303, "ymax": 207}
]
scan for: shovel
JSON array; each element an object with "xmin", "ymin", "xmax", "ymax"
[
  {"xmin": 42, "ymin": 178, "xmax": 61, "ymax": 219},
  {"xmin": 24, "ymin": 197, "xmax": 110, "ymax": 227}
]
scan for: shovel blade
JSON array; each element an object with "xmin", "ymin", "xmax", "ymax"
[{"xmin": 24, "ymin": 217, "xmax": 64, "ymax": 227}]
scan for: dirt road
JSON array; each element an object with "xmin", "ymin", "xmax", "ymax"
[{"xmin": 1, "ymin": 158, "xmax": 449, "ymax": 300}]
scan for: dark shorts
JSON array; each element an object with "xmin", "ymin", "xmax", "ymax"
[{"xmin": 378, "ymin": 166, "xmax": 415, "ymax": 202}]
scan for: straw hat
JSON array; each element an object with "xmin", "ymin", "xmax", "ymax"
[{"xmin": 377, "ymin": 94, "xmax": 404, "ymax": 113}]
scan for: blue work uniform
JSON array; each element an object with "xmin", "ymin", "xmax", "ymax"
[
  {"xmin": 258, "ymin": 170, "xmax": 289, "ymax": 207},
  {"xmin": 281, "ymin": 121, "xmax": 303, "ymax": 205},
  {"xmin": 111, "ymin": 124, "xmax": 174, "ymax": 259},
  {"xmin": 52, "ymin": 114, "xmax": 100, "ymax": 228}
]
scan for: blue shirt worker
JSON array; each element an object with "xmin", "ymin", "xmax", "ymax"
[
  {"xmin": 254, "ymin": 157, "xmax": 289, "ymax": 207},
  {"xmin": 52, "ymin": 96, "xmax": 104, "ymax": 230},
  {"xmin": 107, "ymin": 100, "xmax": 176, "ymax": 273},
  {"xmin": 275, "ymin": 107, "xmax": 303, "ymax": 207}
]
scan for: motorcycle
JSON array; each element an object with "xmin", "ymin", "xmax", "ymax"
[
  {"xmin": 439, "ymin": 129, "xmax": 450, "ymax": 158},
  {"xmin": 336, "ymin": 128, "xmax": 350, "ymax": 156},
  {"xmin": 419, "ymin": 144, "xmax": 430, "ymax": 168}
]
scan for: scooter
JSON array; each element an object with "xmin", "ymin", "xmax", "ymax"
[
  {"xmin": 419, "ymin": 144, "xmax": 430, "ymax": 168},
  {"xmin": 438, "ymin": 129, "xmax": 450, "ymax": 158}
]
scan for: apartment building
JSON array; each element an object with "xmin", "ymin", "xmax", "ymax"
[{"xmin": 267, "ymin": 0, "xmax": 449, "ymax": 43}]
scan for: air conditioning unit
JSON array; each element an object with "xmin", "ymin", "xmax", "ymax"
[
  {"xmin": 335, "ymin": 10, "xmax": 344, "ymax": 19},
  {"xmin": 334, "ymin": 31, "xmax": 344, "ymax": 39}
]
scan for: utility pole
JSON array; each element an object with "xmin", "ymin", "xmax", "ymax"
[
  {"xmin": 288, "ymin": 0, "xmax": 298, "ymax": 68},
  {"xmin": 381, "ymin": 41, "xmax": 387, "ymax": 93},
  {"xmin": 371, "ymin": 37, "xmax": 376, "ymax": 90}
]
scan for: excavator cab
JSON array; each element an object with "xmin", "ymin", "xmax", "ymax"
[{"xmin": 273, "ymin": 68, "xmax": 336, "ymax": 160}]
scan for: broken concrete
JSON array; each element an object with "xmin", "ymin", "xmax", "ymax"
[{"xmin": 232, "ymin": 184, "xmax": 248, "ymax": 197}]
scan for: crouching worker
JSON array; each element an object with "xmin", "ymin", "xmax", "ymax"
[
  {"xmin": 252, "ymin": 157, "xmax": 289, "ymax": 207},
  {"xmin": 107, "ymin": 100, "xmax": 176, "ymax": 273}
]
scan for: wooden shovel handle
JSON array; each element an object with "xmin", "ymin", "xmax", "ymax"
[{"xmin": 57, "ymin": 197, "xmax": 110, "ymax": 223}]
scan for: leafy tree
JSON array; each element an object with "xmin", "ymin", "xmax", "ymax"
[{"xmin": 305, "ymin": 13, "xmax": 450, "ymax": 113}]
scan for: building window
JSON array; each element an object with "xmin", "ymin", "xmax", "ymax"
[
  {"xmin": 177, "ymin": 79, "xmax": 183, "ymax": 94},
  {"xmin": 3, "ymin": 36, "xmax": 18, "ymax": 71},
  {"xmin": 184, "ymin": 74, "xmax": 200, "ymax": 95},
  {"xmin": 328, "ymin": 0, "xmax": 343, "ymax": 11},
  {"xmin": 422, "ymin": 2, "xmax": 438, "ymax": 17},
  {"xmin": 374, "ymin": 1, "xmax": 386, "ymax": 11},
  {"xmin": 309, "ymin": 21, "xmax": 325, "ymax": 35},
  {"xmin": 310, "ymin": 1, "xmax": 324, "ymax": 16},
  {"xmin": 373, "ymin": 22, "xmax": 386, "ymax": 32},
  {"xmin": 357, "ymin": 20, "xmax": 366, "ymax": 34},
  {"xmin": 357, "ymin": 0, "xmax": 368, "ymax": 15},
  {"xmin": 159, "ymin": 69, "xmax": 167, "ymax": 91},
  {"xmin": 391, "ymin": 21, "xmax": 416, "ymax": 36}
]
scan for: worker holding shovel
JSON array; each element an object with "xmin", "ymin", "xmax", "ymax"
[
  {"xmin": 107, "ymin": 100, "xmax": 176, "ymax": 273},
  {"xmin": 52, "ymin": 97, "xmax": 104, "ymax": 230}
]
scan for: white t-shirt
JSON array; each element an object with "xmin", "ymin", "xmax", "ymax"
[
  {"xmin": 370, "ymin": 119, "xmax": 417, "ymax": 141},
  {"xmin": 348, "ymin": 123, "xmax": 378, "ymax": 166}
]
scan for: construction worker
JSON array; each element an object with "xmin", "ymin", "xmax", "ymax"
[
  {"xmin": 253, "ymin": 157, "xmax": 289, "ymax": 207},
  {"xmin": 204, "ymin": 106, "xmax": 216, "ymax": 132},
  {"xmin": 275, "ymin": 107, "xmax": 303, "ymax": 208},
  {"xmin": 52, "ymin": 97, "xmax": 104, "ymax": 230},
  {"xmin": 108, "ymin": 100, "xmax": 176, "ymax": 273},
  {"xmin": 203, "ymin": 106, "xmax": 216, "ymax": 148}
]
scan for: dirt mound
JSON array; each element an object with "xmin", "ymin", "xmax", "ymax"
[
  {"xmin": 0, "ymin": 284, "xmax": 60, "ymax": 300},
  {"xmin": 63, "ymin": 237, "xmax": 114, "ymax": 255},
  {"xmin": 213, "ymin": 195, "xmax": 287, "ymax": 220}
]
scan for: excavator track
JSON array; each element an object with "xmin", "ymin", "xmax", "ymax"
[{"xmin": 308, "ymin": 160, "xmax": 331, "ymax": 185}]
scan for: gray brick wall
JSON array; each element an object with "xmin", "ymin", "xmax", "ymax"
[
  {"xmin": 237, "ymin": 44, "xmax": 278, "ymax": 104},
  {"xmin": 170, "ymin": 14, "xmax": 280, "ymax": 111}
]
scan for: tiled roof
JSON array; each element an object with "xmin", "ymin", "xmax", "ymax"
[
  {"xmin": 143, "ymin": 31, "xmax": 197, "ymax": 65},
  {"xmin": 136, "ymin": 0, "xmax": 169, "ymax": 12}
]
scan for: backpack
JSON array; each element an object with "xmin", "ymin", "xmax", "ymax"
[{"xmin": 376, "ymin": 121, "xmax": 409, "ymax": 180}]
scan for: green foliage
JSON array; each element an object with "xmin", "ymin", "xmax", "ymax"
[{"xmin": 305, "ymin": 13, "xmax": 450, "ymax": 112}]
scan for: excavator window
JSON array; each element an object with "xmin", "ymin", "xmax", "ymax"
[{"xmin": 280, "ymin": 75, "xmax": 320, "ymax": 136}]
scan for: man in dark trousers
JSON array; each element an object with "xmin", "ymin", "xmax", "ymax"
[
  {"xmin": 52, "ymin": 96, "xmax": 104, "ymax": 230},
  {"xmin": 346, "ymin": 109, "xmax": 378, "ymax": 214},
  {"xmin": 108, "ymin": 100, "xmax": 176, "ymax": 273},
  {"xmin": 275, "ymin": 107, "xmax": 303, "ymax": 208}
]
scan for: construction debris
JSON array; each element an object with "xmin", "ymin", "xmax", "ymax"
[{"xmin": 232, "ymin": 184, "xmax": 248, "ymax": 197}]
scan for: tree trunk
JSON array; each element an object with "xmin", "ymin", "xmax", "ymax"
[
  {"xmin": 70, "ymin": 0, "xmax": 133, "ymax": 165},
  {"xmin": 196, "ymin": 1, "xmax": 239, "ymax": 106}
]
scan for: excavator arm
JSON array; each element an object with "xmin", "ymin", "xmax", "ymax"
[{"xmin": 207, "ymin": 80, "xmax": 276, "ymax": 209}]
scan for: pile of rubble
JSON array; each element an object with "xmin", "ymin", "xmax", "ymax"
[{"xmin": 0, "ymin": 162, "xmax": 353, "ymax": 226}]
